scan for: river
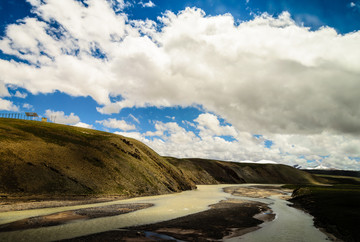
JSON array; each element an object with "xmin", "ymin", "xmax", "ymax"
[
  {"xmin": 0, "ymin": 184, "xmax": 329, "ymax": 241},
  {"xmin": 225, "ymin": 193, "xmax": 329, "ymax": 241}
]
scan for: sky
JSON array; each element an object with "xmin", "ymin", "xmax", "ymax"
[{"xmin": 0, "ymin": 0, "xmax": 360, "ymax": 170}]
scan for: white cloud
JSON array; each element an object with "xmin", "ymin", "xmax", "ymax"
[
  {"xmin": 22, "ymin": 103, "xmax": 33, "ymax": 109},
  {"xmin": 14, "ymin": 91, "xmax": 27, "ymax": 98},
  {"xmin": 195, "ymin": 113, "xmax": 238, "ymax": 138},
  {"xmin": 120, "ymin": 115, "xmax": 264, "ymax": 162},
  {"xmin": 0, "ymin": 2, "xmax": 359, "ymax": 169},
  {"xmin": 0, "ymin": 81, "xmax": 10, "ymax": 97},
  {"xmin": 349, "ymin": 2, "xmax": 360, "ymax": 10},
  {"xmin": 139, "ymin": 1, "xmax": 155, "ymax": 8},
  {"xmin": 1, "ymin": 3, "xmax": 356, "ymax": 135},
  {"xmin": 45, "ymin": 109, "xmax": 80, "ymax": 125},
  {"xmin": 237, "ymin": 160, "xmax": 278, "ymax": 164},
  {"xmin": 73, "ymin": 122, "xmax": 94, "ymax": 129},
  {"xmin": 166, "ymin": 116, "xmax": 175, "ymax": 120},
  {"xmin": 110, "ymin": 0, "xmax": 132, "ymax": 11},
  {"xmin": 115, "ymin": 131, "xmax": 146, "ymax": 141},
  {"xmin": 96, "ymin": 118, "xmax": 136, "ymax": 131},
  {"xmin": 182, "ymin": 120, "xmax": 196, "ymax": 128},
  {"xmin": 0, "ymin": 98, "xmax": 19, "ymax": 111},
  {"xmin": 117, "ymin": 114, "xmax": 360, "ymax": 170}
]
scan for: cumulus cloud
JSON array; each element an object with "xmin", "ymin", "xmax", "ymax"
[
  {"xmin": 22, "ymin": 103, "xmax": 33, "ymax": 109},
  {"xmin": 0, "ymin": 81, "xmax": 10, "ymax": 97},
  {"xmin": 115, "ymin": 131, "xmax": 145, "ymax": 141},
  {"xmin": 120, "ymin": 114, "xmax": 263, "ymax": 161},
  {"xmin": 43, "ymin": 109, "xmax": 93, "ymax": 128},
  {"xmin": 14, "ymin": 91, "xmax": 27, "ymax": 98},
  {"xmin": 195, "ymin": 113, "xmax": 238, "ymax": 138},
  {"xmin": 96, "ymin": 118, "xmax": 136, "ymax": 131},
  {"xmin": 139, "ymin": 1, "xmax": 155, "ymax": 8},
  {"xmin": 118, "ymin": 114, "xmax": 360, "ymax": 170},
  {"xmin": 0, "ymin": 98, "xmax": 19, "ymax": 111},
  {"xmin": 1, "ymin": 4, "xmax": 359, "ymax": 135},
  {"xmin": 73, "ymin": 122, "xmax": 94, "ymax": 129},
  {"xmin": 0, "ymin": 1, "xmax": 359, "ymax": 169},
  {"xmin": 44, "ymin": 109, "xmax": 80, "ymax": 125}
]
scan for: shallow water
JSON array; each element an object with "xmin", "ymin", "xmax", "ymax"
[
  {"xmin": 226, "ymin": 193, "xmax": 329, "ymax": 242},
  {"xmin": 0, "ymin": 185, "xmax": 238, "ymax": 241},
  {"xmin": 0, "ymin": 184, "xmax": 329, "ymax": 242}
]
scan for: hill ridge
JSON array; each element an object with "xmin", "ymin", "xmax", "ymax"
[{"xmin": 0, "ymin": 118, "xmax": 318, "ymax": 197}]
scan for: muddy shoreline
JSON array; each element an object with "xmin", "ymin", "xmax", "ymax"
[{"xmin": 0, "ymin": 195, "xmax": 129, "ymax": 213}]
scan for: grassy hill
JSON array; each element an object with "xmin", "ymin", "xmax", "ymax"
[
  {"xmin": 302, "ymin": 169, "xmax": 360, "ymax": 179},
  {"xmin": 0, "ymin": 118, "xmax": 319, "ymax": 198},
  {"xmin": 0, "ymin": 118, "xmax": 195, "ymax": 196},
  {"xmin": 288, "ymin": 174, "xmax": 360, "ymax": 241},
  {"xmin": 166, "ymin": 157, "xmax": 320, "ymax": 184}
]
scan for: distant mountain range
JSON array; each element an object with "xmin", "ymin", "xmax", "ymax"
[
  {"xmin": 0, "ymin": 118, "xmax": 321, "ymax": 197},
  {"xmin": 294, "ymin": 164, "xmax": 337, "ymax": 170},
  {"xmin": 236, "ymin": 160, "xmax": 278, "ymax": 164}
]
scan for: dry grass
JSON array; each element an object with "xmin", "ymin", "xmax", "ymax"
[
  {"xmin": 0, "ymin": 118, "xmax": 195, "ymax": 197},
  {"xmin": 1, "ymin": 118, "xmax": 318, "ymax": 200}
]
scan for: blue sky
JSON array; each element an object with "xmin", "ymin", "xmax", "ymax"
[
  {"xmin": 0, "ymin": 0, "xmax": 360, "ymax": 170},
  {"xmin": 2, "ymin": 0, "xmax": 359, "ymax": 35}
]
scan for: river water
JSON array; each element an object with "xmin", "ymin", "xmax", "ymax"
[
  {"xmin": 0, "ymin": 184, "xmax": 329, "ymax": 241},
  {"xmin": 225, "ymin": 194, "xmax": 329, "ymax": 242}
]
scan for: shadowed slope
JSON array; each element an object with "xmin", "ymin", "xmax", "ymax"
[{"xmin": 166, "ymin": 157, "xmax": 319, "ymax": 185}]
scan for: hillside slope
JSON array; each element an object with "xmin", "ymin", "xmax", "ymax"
[
  {"xmin": 0, "ymin": 118, "xmax": 319, "ymax": 198},
  {"xmin": 0, "ymin": 118, "xmax": 195, "ymax": 196},
  {"xmin": 166, "ymin": 157, "xmax": 319, "ymax": 184}
]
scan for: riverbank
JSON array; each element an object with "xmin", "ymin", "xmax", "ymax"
[
  {"xmin": 60, "ymin": 185, "xmax": 287, "ymax": 241},
  {"xmin": 0, "ymin": 185, "xmax": 279, "ymax": 241},
  {"xmin": 0, "ymin": 195, "xmax": 129, "ymax": 213},
  {"xmin": 1, "ymin": 185, "xmax": 327, "ymax": 241},
  {"xmin": 0, "ymin": 203, "xmax": 153, "ymax": 232},
  {"xmin": 62, "ymin": 199, "xmax": 272, "ymax": 241},
  {"xmin": 288, "ymin": 184, "xmax": 360, "ymax": 242}
]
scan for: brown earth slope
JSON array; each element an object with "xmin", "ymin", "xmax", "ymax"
[{"xmin": 0, "ymin": 118, "xmax": 195, "ymax": 196}]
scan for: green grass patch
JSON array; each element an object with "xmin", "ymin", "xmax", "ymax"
[{"xmin": 314, "ymin": 174, "xmax": 360, "ymax": 185}]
